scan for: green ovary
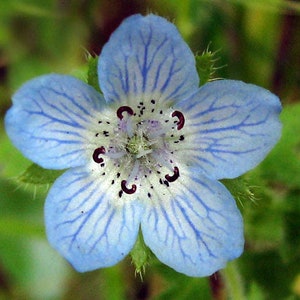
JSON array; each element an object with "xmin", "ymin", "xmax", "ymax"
[{"xmin": 126, "ymin": 134, "xmax": 152, "ymax": 158}]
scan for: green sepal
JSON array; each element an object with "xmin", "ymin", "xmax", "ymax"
[
  {"xmin": 221, "ymin": 176, "xmax": 256, "ymax": 207},
  {"xmin": 18, "ymin": 163, "xmax": 65, "ymax": 185},
  {"xmin": 130, "ymin": 229, "xmax": 153, "ymax": 278},
  {"xmin": 195, "ymin": 47, "xmax": 219, "ymax": 86},
  {"xmin": 87, "ymin": 54, "xmax": 102, "ymax": 93}
]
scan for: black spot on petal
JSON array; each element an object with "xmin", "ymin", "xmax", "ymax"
[{"xmin": 103, "ymin": 130, "xmax": 109, "ymax": 137}]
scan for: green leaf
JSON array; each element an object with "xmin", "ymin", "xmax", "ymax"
[
  {"xmin": 18, "ymin": 163, "xmax": 65, "ymax": 185},
  {"xmin": 258, "ymin": 103, "xmax": 300, "ymax": 188},
  {"xmin": 281, "ymin": 190, "xmax": 300, "ymax": 261},
  {"xmin": 11, "ymin": 2, "xmax": 56, "ymax": 18},
  {"xmin": 0, "ymin": 217, "xmax": 45, "ymax": 238},
  {"xmin": 154, "ymin": 263, "xmax": 211, "ymax": 300},
  {"xmin": 227, "ymin": 0, "xmax": 300, "ymax": 14}
]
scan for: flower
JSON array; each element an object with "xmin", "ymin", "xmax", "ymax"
[{"xmin": 4, "ymin": 14, "xmax": 282, "ymax": 277}]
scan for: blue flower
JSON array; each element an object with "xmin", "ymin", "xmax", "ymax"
[{"xmin": 5, "ymin": 14, "xmax": 281, "ymax": 277}]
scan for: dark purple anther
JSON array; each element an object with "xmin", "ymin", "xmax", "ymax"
[
  {"xmin": 121, "ymin": 180, "xmax": 137, "ymax": 194},
  {"xmin": 93, "ymin": 146, "xmax": 106, "ymax": 163},
  {"xmin": 172, "ymin": 111, "xmax": 185, "ymax": 130},
  {"xmin": 117, "ymin": 106, "xmax": 134, "ymax": 120},
  {"xmin": 165, "ymin": 166, "xmax": 180, "ymax": 182}
]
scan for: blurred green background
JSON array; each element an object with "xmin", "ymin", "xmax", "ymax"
[{"xmin": 1, "ymin": 0, "xmax": 300, "ymax": 299}]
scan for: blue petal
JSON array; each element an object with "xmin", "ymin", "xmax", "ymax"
[
  {"xmin": 174, "ymin": 80, "xmax": 282, "ymax": 179},
  {"xmin": 5, "ymin": 75, "xmax": 104, "ymax": 169},
  {"xmin": 98, "ymin": 14, "xmax": 199, "ymax": 104},
  {"xmin": 141, "ymin": 168, "xmax": 244, "ymax": 277},
  {"xmin": 45, "ymin": 167, "xmax": 143, "ymax": 272}
]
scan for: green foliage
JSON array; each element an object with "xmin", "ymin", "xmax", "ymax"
[
  {"xmin": 0, "ymin": 217, "xmax": 44, "ymax": 238},
  {"xmin": 258, "ymin": 103, "xmax": 300, "ymax": 188},
  {"xmin": 0, "ymin": 177, "xmax": 69, "ymax": 299},
  {"xmin": 234, "ymin": 103, "xmax": 300, "ymax": 300},
  {"xmin": 227, "ymin": 0, "xmax": 300, "ymax": 13},
  {"xmin": 153, "ymin": 264, "xmax": 211, "ymax": 300}
]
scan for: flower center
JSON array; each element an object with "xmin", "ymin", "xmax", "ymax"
[
  {"xmin": 91, "ymin": 101, "xmax": 186, "ymax": 200},
  {"xmin": 126, "ymin": 133, "xmax": 152, "ymax": 158}
]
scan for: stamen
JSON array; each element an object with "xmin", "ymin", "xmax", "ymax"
[
  {"xmin": 121, "ymin": 180, "xmax": 137, "ymax": 194},
  {"xmin": 172, "ymin": 111, "xmax": 185, "ymax": 130},
  {"xmin": 151, "ymin": 151, "xmax": 174, "ymax": 170},
  {"xmin": 93, "ymin": 146, "xmax": 106, "ymax": 163},
  {"xmin": 127, "ymin": 160, "xmax": 140, "ymax": 184},
  {"xmin": 165, "ymin": 166, "xmax": 180, "ymax": 182},
  {"xmin": 117, "ymin": 106, "xmax": 134, "ymax": 120},
  {"xmin": 106, "ymin": 151, "xmax": 126, "ymax": 159},
  {"xmin": 136, "ymin": 149, "xmax": 152, "ymax": 158}
]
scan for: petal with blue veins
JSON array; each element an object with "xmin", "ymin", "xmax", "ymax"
[
  {"xmin": 98, "ymin": 14, "xmax": 199, "ymax": 105},
  {"xmin": 5, "ymin": 75, "xmax": 104, "ymax": 169},
  {"xmin": 175, "ymin": 80, "xmax": 282, "ymax": 179},
  {"xmin": 45, "ymin": 167, "xmax": 143, "ymax": 272},
  {"xmin": 141, "ymin": 167, "xmax": 244, "ymax": 277}
]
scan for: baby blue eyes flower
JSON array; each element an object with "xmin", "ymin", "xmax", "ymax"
[{"xmin": 5, "ymin": 14, "xmax": 282, "ymax": 277}]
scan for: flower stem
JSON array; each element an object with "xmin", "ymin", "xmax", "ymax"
[
  {"xmin": 221, "ymin": 261, "xmax": 246, "ymax": 300},
  {"xmin": 102, "ymin": 265, "xmax": 126, "ymax": 300},
  {"xmin": 209, "ymin": 272, "xmax": 225, "ymax": 300}
]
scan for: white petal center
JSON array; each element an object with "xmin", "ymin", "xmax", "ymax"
[{"xmin": 86, "ymin": 98, "xmax": 187, "ymax": 206}]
